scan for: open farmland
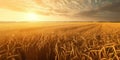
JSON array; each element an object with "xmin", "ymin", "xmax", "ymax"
[{"xmin": 0, "ymin": 22, "xmax": 120, "ymax": 60}]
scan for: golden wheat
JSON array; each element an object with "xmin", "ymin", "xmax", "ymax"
[{"xmin": 0, "ymin": 22, "xmax": 120, "ymax": 60}]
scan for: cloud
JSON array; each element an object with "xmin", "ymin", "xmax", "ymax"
[
  {"xmin": 0, "ymin": 0, "xmax": 120, "ymax": 21},
  {"xmin": 78, "ymin": 1, "xmax": 120, "ymax": 21},
  {"xmin": 35, "ymin": 0, "xmax": 120, "ymax": 21}
]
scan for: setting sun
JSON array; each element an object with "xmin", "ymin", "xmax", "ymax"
[{"xmin": 25, "ymin": 13, "xmax": 39, "ymax": 22}]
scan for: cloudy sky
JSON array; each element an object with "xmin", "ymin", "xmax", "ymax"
[{"xmin": 0, "ymin": 0, "xmax": 120, "ymax": 21}]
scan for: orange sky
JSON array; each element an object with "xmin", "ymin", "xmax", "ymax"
[
  {"xmin": 0, "ymin": 0, "xmax": 70, "ymax": 21},
  {"xmin": 0, "ymin": 8, "xmax": 71, "ymax": 21},
  {"xmin": 0, "ymin": 0, "xmax": 119, "ymax": 21}
]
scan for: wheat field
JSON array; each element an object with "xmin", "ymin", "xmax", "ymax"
[{"xmin": 0, "ymin": 22, "xmax": 120, "ymax": 60}]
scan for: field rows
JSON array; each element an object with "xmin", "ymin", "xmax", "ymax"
[{"xmin": 0, "ymin": 22, "xmax": 120, "ymax": 60}]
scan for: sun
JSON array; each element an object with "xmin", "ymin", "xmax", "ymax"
[{"xmin": 25, "ymin": 13, "xmax": 39, "ymax": 22}]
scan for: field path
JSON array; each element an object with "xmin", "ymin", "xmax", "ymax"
[{"xmin": 0, "ymin": 22, "xmax": 120, "ymax": 36}]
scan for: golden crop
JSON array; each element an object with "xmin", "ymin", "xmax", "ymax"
[{"xmin": 0, "ymin": 22, "xmax": 120, "ymax": 60}]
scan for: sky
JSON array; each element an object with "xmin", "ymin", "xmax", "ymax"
[{"xmin": 0, "ymin": 0, "xmax": 120, "ymax": 21}]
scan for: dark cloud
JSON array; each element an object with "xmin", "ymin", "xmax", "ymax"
[
  {"xmin": 35, "ymin": 0, "xmax": 120, "ymax": 21},
  {"xmin": 78, "ymin": 1, "xmax": 120, "ymax": 21}
]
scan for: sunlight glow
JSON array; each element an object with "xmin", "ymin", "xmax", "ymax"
[{"xmin": 25, "ymin": 13, "xmax": 39, "ymax": 22}]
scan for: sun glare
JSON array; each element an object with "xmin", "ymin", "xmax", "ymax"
[{"xmin": 25, "ymin": 13, "xmax": 39, "ymax": 22}]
